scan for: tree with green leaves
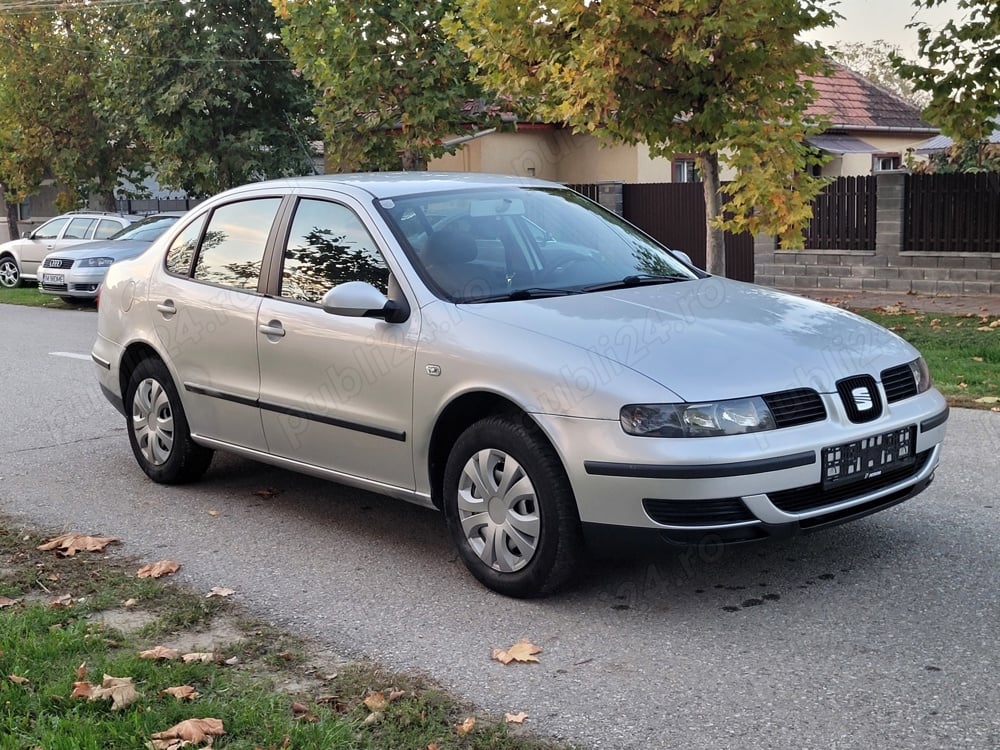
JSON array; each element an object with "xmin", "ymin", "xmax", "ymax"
[
  {"xmin": 106, "ymin": 0, "xmax": 319, "ymax": 198},
  {"xmin": 273, "ymin": 0, "xmax": 499, "ymax": 172},
  {"xmin": 0, "ymin": 5, "xmax": 147, "ymax": 213},
  {"xmin": 448, "ymin": 0, "xmax": 835, "ymax": 275},
  {"xmin": 829, "ymin": 41, "xmax": 930, "ymax": 108},
  {"xmin": 894, "ymin": 0, "xmax": 999, "ymax": 170}
]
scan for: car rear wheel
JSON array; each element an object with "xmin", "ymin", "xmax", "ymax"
[
  {"xmin": 0, "ymin": 256, "xmax": 21, "ymax": 288},
  {"xmin": 125, "ymin": 358, "xmax": 213, "ymax": 484},
  {"xmin": 443, "ymin": 415, "xmax": 584, "ymax": 597}
]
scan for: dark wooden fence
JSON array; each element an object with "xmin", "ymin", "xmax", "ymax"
[
  {"xmin": 115, "ymin": 197, "xmax": 204, "ymax": 215},
  {"xmin": 568, "ymin": 182, "xmax": 756, "ymax": 282},
  {"xmin": 805, "ymin": 176, "xmax": 876, "ymax": 251},
  {"xmin": 904, "ymin": 172, "xmax": 1000, "ymax": 252}
]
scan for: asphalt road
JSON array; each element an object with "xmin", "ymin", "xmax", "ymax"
[{"xmin": 1, "ymin": 303, "xmax": 998, "ymax": 750}]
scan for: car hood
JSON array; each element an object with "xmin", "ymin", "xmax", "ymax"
[
  {"xmin": 47, "ymin": 239, "xmax": 151, "ymax": 261},
  {"xmin": 456, "ymin": 277, "xmax": 917, "ymax": 402}
]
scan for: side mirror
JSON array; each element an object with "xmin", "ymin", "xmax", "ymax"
[
  {"xmin": 321, "ymin": 281, "xmax": 410, "ymax": 324},
  {"xmin": 671, "ymin": 250, "xmax": 695, "ymax": 268}
]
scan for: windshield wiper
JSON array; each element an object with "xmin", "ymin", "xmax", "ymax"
[
  {"xmin": 465, "ymin": 287, "xmax": 585, "ymax": 303},
  {"xmin": 581, "ymin": 274, "xmax": 688, "ymax": 293}
]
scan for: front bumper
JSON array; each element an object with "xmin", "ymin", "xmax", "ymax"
[
  {"xmin": 39, "ymin": 268, "xmax": 104, "ymax": 298},
  {"xmin": 538, "ymin": 389, "xmax": 948, "ymax": 546}
]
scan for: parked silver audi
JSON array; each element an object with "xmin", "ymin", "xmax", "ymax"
[{"xmin": 92, "ymin": 173, "xmax": 948, "ymax": 597}]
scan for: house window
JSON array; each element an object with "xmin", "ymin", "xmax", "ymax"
[
  {"xmin": 873, "ymin": 154, "xmax": 901, "ymax": 172},
  {"xmin": 673, "ymin": 157, "xmax": 700, "ymax": 183}
]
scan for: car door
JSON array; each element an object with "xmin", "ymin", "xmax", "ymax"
[
  {"xmin": 150, "ymin": 196, "xmax": 283, "ymax": 452},
  {"xmin": 256, "ymin": 196, "xmax": 419, "ymax": 491},
  {"xmin": 18, "ymin": 216, "xmax": 71, "ymax": 277}
]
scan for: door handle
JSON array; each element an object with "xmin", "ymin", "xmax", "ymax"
[
  {"xmin": 258, "ymin": 320, "xmax": 285, "ymax": 338},
  {"xmin": 156, "ymin": 300, "xmax": 177, "ymax": 316}
]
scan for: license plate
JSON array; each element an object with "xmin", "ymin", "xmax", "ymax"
[
  {"xmin": 42, "ymin": 274, "xmax": 63, "ymax": 284},
  {"xmin": 822, "ymin": 426, "xmax": 916, "ymax": 488}
]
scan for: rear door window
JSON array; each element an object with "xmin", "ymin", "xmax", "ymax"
[{"xmin": 192, "ymin": 198, "xmax": 282, "ymax": 292}]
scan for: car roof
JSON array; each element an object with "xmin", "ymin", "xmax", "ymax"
[{"xmin": 216, "ymin": 172, "xmax": 559, "ymax": 201}]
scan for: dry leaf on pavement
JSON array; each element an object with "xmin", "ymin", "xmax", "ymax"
[
  {"xmin": 492, "ymin": 640, "xmax": 542, "ymax": 664},
  {"xmin": 137, "ymin": 560, "xmax": 181, "ymax": 579},
  {"xmin": 504, "ymin": 711, "xmax": 529, "ymax": 724},
  {"xmin": 37, "ymin": 533, "xmax": 119, "ymax": 556},
  {"xmin": 205, "ymin": 587, "xmax": 235, "ymax": 598}
]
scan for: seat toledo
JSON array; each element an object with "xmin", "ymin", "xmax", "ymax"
[{"xmin": 93, "ymin": 173, "xmax": 948, "ymax": 597}]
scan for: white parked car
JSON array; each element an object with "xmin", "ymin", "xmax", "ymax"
[
  {"xmin": 93, "ymin": 173, "xmax": 949, "ymax": 597},
  {"xmin": 0, "ymin": 210, "xmax": 140, "ymax": 288}
]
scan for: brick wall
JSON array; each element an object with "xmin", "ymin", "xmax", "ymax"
[{"xmin": 754, "ymin": 172, "xmax": 1000, "ymax": 294}]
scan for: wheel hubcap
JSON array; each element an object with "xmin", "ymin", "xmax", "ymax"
[
  {"xmin": 131, "ymin": 377, "xmax": 174, "ymax": 466},
  {"xmin": 0, "ymin": 261, "xmax": 17, "ymax": 287},
  {"xmin": 457, "ymin": 449, "xmax": 540, "ymax": 573}
]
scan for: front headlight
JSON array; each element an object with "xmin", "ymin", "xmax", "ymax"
[
  {"xmin": 81, "ymin": 257, "xmax": 114, "ymax": 268},
  {"xmin": 620, "ymin": 397, "xmax": 777, "ymax": 438},
  {"xmin": 909, "ymin": 357, "xmax": 932, "ymax": 393}
]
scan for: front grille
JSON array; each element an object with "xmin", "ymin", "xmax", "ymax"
[
  {"xmin": 767, "ymin": 449, "xmax": 932, "ymax": 514},
  {"xmin": 836, "ymin": 375, "xmax": 883, "ymax": 423},
  {"xmin": 881, "ymin": 364, "xmax": 917, "ymax": 402},
  {"xmin": 762, "ymin": 388, "xmax": 827, "ymax": 428},
  {"xmin": 43, "ymin": 257, "xmax": 74, "ymax": 269},
  {"xmin": 41, "ymin": 282, "xmax": 69, "ymax": 292},
  {"xmin": 643, "ymin": 497, "xmax": 755, "ymax": 526}
]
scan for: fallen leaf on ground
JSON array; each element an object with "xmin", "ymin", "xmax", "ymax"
[
  {"xmin": 454, "ymin": 716, "xmax": 476, "ymax": 736},
  {"xmin": 89, "ymin": 675, "xmax": 139, "ymax": 710},
  {"xmin": 137, "ymin": 560, "xmax": 181, "ymax": 579},
  {"xmin": 162, "ymin": 685, "xmax": 199, "ymax": 701},
  {"xmin": 71, "ymin": 681, "xmax": 93, "ymax": 699},
  {"xmin": 124, "ymin": 598, "xmax": 139, "ymax": 608},
  {"xmin": 504, "ymin": 711, "xmax": 529, "ymax": 724},
  {"xmin": 182, "ymin": 652, "xmax": 217, "ymax": 664},
  {"xmin": 975, "ymin": 396, "xmax": 1000, "ymax": 404},
  {"xmin": 492, "ymin": 640, "xmax": 542, "ymax": 664},
  {"xmin": 140, "ymin": 645, "xmax": 181, "ymax": 661},
  {"xmin": 972, "ymin": 357, "xmax": 985, "ymax": 362},
  {"xmin": 37, "ymin": 533, "xmax": 119, "ymax": 556},
  {"xmin": 207, "ymin": 510, "xmax": 220, "ymax": 516},
  {"xmin": 150, "ymin": 717, "xmax": 225, "ymax": 744},
  {"xmin": 9, "ymin": 674, "xmax": 29, "ymax": 685},
  {"xmin": 76, "ymin": 662, "xmax": 87, "ymax": 678},
  {"xmin": 364, "ymin": 692, "xmax": 388, "ymax": 712},
  {"xmin": 205, "ymin": 587, "xmax": 235, "ymax": 598},
  {"xmin": 389, "ymin": 689, "xmax": 405, "ymax": 701},
  {"xmin": 0, "ymin": 596, "xmax": 20, "ymax": 608},
  {"xmin": 50, "ymin": 594, "xmax": 74, "ymax": 609},
  {"xmin": 977, "ymin": 327, "xmax": 995, "ymax": 332}
]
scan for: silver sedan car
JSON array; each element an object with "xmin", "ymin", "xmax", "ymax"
[{"xmin": 93, "ymin": 173, "xmax": 948, "ymax": 597}]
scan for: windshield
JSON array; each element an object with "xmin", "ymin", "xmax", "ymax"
[
  {"xmin": 108, "ymin": 215, "xmax": 180, "ymax": 242},
  {"xmin": 379, "ymin": 187, "xmax": 700, "ymax": 302}
]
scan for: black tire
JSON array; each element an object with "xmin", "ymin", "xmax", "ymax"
[
  {"xmin": 124, "ymin": 358, "xmax": 213, "ymax": 484},
  {"xmin": 0, "ymin": 256, "xmax": 22, "ymax": 289},
  {"xmin": 442, "ymin": 415, "xmax": 584, "ymax": 597}
]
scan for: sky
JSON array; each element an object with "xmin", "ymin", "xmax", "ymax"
[{"xmin": 803, "ymin": 0, "xmax": 964, "ymax": 59}]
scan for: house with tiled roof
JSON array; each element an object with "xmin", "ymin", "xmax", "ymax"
[
  {"xmin": 801, "ymin": 63, "xmax": 939, "ymax": 176},
  {"xmin": 430, "ymin": 62, "xmax": 940, "ymax": 182}
]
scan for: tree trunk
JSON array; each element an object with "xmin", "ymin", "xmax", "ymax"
[
  {"xmin": 400, "ymin": 149, "xmax": 427, "ymax": 171},
  {"xmin": 699, "ymin": 152, "xmax": 726, "ymax": 277},
  {"xmin": 1, "ymin": 184, "xmax": 19, "ymax": 240}
]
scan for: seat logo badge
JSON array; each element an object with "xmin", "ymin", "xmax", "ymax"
[{"xmin": 851, "ymin": 386, "xmax": 874, "ymax": 411}]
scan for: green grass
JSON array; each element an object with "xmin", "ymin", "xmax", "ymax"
[
  {"xmin": 0, "ymin": 524, "xmax": 569, "ymax": 750},
  {"xmin": 0, "ymin": 283, "xmax": 94, "ymax": 310},
  {"xmin": 856, "ymin": 309, "xmax": 1000, "ymax": 408}
]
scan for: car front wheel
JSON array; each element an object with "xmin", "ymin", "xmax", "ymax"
[
  {"xmin": 125, "ymin": 358, "xmax": 213, "ymax": 484},
  {"xmin": 0, "ymin": 256, "xmax": 21, "ymax": 288},
  {"xmin": 443, "ymin": 415, "xmax": 584, "ymax": 597}
]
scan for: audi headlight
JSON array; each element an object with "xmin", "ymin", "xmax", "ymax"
[
  {"xmin": 81, "ymin": 257, "xmax": 114, "ymax": 268},
  {"xmin": 620, "ymin": 397, "xmax": 777, "ymax": 438},
  {"xmin": 909, "ymin": 357, "xmax": 932, "ymax": 393}
]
